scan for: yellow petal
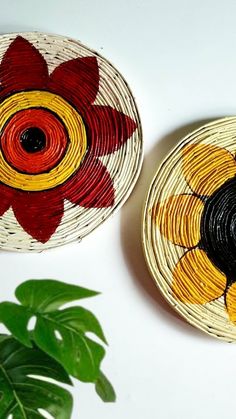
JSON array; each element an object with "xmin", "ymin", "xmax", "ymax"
[
  {"xmin": 172, "ymin": 249, "xmax": 226, "ymax": 304},
  {"xmin": 226, "ymin": 283, "xmax": 236, "ymax": 324},
  {"xmin": 155, "ymin": 194, "xmax": 204, "ymax": 248},
  {"xmin": 183, "ymin": 144, "xmax": 236, "ymax": 196}
]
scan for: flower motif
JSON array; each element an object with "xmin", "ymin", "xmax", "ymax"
[
  {"xmin": 0, "ymin": 36, "xmax": 137, "ymax": 244},
  {"xmin": 155, "ymin": 143, "xmax": 236, "ymax": 324}
]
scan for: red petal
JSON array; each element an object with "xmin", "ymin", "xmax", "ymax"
[
  {"xmin": 0, "ymin": 36, "xmax": 48, "ymax": 97},
  {"xmin": 12, "ymin": 189, "xmax": 64, "ymax": 243},
  {"xmin": 0, "ymin": 184, "xmax": 15, "ymax": 215},
  {"xmin": 63, "ymin": 157, "xmax": 115, "ymax": 208},
  {"xmin": 84, "ymin": 106, "xmax": 137, "ymax": 156},
  {"xmin": 48, "ymin": 57, "xmax": 99, "ymax": 111}
]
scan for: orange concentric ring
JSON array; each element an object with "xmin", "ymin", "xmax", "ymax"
[
  {"xmin": 0, "ymin": 90, "xmax": 87, "ymax": 191},
  {"xmin": 1, "ymin": 108, "xmax": 68, "ymax": 174}
]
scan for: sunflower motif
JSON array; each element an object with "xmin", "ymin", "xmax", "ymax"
[
  {"xmin": 0, "ymin": 36, "xmax": 137, "ymax": 243},
  {"xmin": 155, "ymin": 142, "xmax": 236, "ymax": 325}
]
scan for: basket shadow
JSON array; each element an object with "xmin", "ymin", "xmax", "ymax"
[{"xmin": 120, "ymin": 118, "xmax": 224, "ymax": 342}]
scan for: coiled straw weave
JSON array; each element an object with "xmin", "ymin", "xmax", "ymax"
[
  {"xmin": 0, "ymin": 32, "xmax": 143, "ymax": 251},
  {"xmin": 143, "ymin": 117, "xmax": 236, "ymax": 342}
]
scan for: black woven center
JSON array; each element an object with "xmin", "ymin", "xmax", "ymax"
[
  {"xmin": 20, "ymin": 127, "xmax": 46, "ymax": 153},
  {"xmin": 201, "ymin": 176, "xmax": 236, "ymax": 284}
]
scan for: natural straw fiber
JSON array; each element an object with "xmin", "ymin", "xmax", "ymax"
[
  {"xmin": 143, "ymin": 117, "xmax": 236, "ymax": 342},
  {"xmin": 0, "ymin": 32, "xmax": 143, "ymax": 251}
]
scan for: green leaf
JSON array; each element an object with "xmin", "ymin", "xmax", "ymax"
[
  {"xmin": 0, "ymin": 279, "xmax": 116, "ymax": 407},
  {"xmin": 16, "ymin": 279, "xmax": 99, "ymax": 313},
  {"xmin": 95, "ymin": 371, "xmax": 116, "ymax": 402},
  {"xmin": 0, "ymin": 302, "xmax": 105, "ymax": 383},
  {"xmin": 0, "ymin": 280, "xmax": 107, "ymax": 383},
  {"xmin": 0, "ymin": 335, "xmax": 73, "ymax": 418},
  {"xmin": 33, "ymin": 307, "xmax": 106, "ymax": 382},
  {"xmin": 48, "ymin": 306, "xmax": 107, "ymax": 344},
  {"xmin": 0, "ymin": 302, "xmax": 32, "ymax": 348}
]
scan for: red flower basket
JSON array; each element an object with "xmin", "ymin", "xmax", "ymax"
[{"xmin": 0, "ymin": 32, "xmax": 143, "ymax": 251}]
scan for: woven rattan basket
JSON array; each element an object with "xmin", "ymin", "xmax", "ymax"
[
  {"xmin": 143, "ymin": 117, "xmax": 236, "ymax": 342},
  {"xmin": 0, "ymin": 32, "xmax": 143, "ymax": 251}
]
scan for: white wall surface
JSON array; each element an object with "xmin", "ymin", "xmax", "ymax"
[{"xmin": 1, "ymin": 1, "xmax": 236, "ymax": 418}]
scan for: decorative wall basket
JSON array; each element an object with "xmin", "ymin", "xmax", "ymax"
[
  {"xmin": 143, "ymin": 118, "xmax": 236, "ymax": 342},
  {"xmin": 0, "ymin": 32, "xmax": 142, "ymax": 251}
]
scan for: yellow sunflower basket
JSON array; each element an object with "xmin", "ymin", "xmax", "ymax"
[{"xmin": 143, "ymin": 117, "xmax": 236, "ymax": 342}]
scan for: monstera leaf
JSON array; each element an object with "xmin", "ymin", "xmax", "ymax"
[
  {"xmin": 0, "ymin": 335, "xmax": 73, "ymax": 418},
  {"xmin": 0, "ymin": 279, "xmax": 115, "ymax": 403}
]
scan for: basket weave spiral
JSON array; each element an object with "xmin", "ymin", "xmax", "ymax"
[
  {"xmin": 0, "ymin": 32, "xmax": 143, "ymax": 252},
  {"xmin": 143, "ymin": 117, "xmax": 236, "ymax": 342}
]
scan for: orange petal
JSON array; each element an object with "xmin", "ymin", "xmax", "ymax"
[
  {"xmin": 155, "ymin": 194, "xmax": 204, "ymax": 248},
  {"xmin": 226, "ymin": 283, "xmax": 236, "ymax": 324},
  {"xmin": 183, "ymin": 144, "xmax": 236, "ymax": 196},
  {"xmin": 172, "ymin": 249, "xmax": 226, "ymax": 304}
]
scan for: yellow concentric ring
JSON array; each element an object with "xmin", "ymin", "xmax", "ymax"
[{"xmin": 0, "ymin": 91, "xmax": 87, "ymax": 191}]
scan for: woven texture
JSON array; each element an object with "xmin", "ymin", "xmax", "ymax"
[
  {"xmin": 143, "ymin": 117, "xmax": 236, "ymax": 342},
  {"xmin": 0, "ymin": 32, "xmax": 143, "ymax": 251}
]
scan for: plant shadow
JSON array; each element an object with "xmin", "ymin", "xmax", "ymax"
[{"xmin": 120, "ymin": 117, "xmax": 224, "ymax": 342}]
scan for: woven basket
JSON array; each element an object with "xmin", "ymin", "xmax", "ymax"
[
  {"xmin": 0, "ymin": 32, "xmax": 143, "ymax": 251},
  {"xmin": 143, "ymin": 117, "xmax": 236, "ymax": 342}
]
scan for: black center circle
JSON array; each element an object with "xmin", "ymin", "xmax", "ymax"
[
  {"xmin": 201, "ymin": 176, "xmax": 236, "ymax": 283},
  {"xmin": 20, "ymin": 127, "xmax": 46, "ymax": 153}
]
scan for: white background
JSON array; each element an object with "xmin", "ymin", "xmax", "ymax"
[{"xmin": 1, "ymin": 1, "xmax": 236, "ymax": 418}]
